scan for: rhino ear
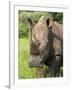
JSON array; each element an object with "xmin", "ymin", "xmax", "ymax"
[
  {"xmin": 27, "ymin": 18, "xmax": 36, "ymax": 27},
  {"xmin": 46, "ymin": 18, "xmax": 53, "ymax": 27},
  {"xmin": 46, "ymin": 18, "xmax": 49, "ymax": 26}
]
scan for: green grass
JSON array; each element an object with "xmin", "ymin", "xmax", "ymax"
[{"xmin": 18, "ymin": 37, "xmax": 37, "ymax": 79}]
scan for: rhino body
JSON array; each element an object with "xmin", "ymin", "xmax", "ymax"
[{"xmin": 28, "ymin": 16, "xmax": 63, "ymax": 77}]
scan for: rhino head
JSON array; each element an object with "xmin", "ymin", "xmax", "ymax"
[{"xmin": 27, "ymin": 16, "xmax": 53, "ymax": 67}]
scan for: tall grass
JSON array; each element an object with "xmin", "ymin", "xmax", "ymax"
[{"xmin": 18, "ymin": 37, "xmax": 38, "ymax": 79}]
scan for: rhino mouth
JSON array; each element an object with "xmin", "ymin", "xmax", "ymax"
[{"xmin": 29, "ymin": 55, "xmax": 43, "ymax": 67}]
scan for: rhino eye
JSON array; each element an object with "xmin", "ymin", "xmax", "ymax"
[{"xmin": 46, "ymin": 18, "xmax": 49, "ymax": 26}]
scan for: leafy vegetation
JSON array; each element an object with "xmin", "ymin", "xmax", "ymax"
[{"xmin": 51, "ymin": 12, "xmax": 63, "ymax": 24}]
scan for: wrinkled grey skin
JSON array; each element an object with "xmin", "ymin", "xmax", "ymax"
[
  {"xmin": 27, "ymin": 16, "xmax": 63, "ymax": 77},
  {"xmin": 28, "ymin": 16, "xmax": 49, "ymax": 67},
  {"xmin": 29, "ymin": 55, "xmax": 43, "ymax": 67}
]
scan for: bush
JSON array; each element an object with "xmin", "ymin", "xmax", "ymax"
[{"xmin": 50, "ymin": 12, "xmax": 63, "ymax": 24}]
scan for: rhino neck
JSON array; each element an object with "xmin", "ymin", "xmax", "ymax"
[{"xmin": 40, "ymin": 27, "xmax": 55, "ymax": 65}]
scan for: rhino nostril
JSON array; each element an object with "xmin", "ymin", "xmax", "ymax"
[
  {"xmin": 40, "ymin": 61, "xmax": 44, "ymax": 67},
  {"xmin": 40, "ymin": 61, "xmax": 43, "ymax": 64}
]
